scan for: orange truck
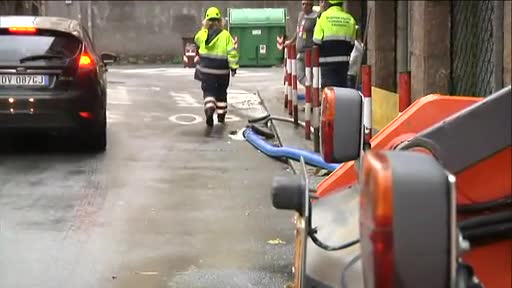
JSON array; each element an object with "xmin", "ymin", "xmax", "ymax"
[{"xmin": 272, "ymin": 86, "xmax": 511, "ymax": 288}]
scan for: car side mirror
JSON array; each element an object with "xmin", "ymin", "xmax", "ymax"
[
  {"xmin": 100, "ymin": 52, "xmax": 118, "ymax": 65},
  {"xmin": 320, "ymin": 87, "xmax": 364, "ymax": 163}
]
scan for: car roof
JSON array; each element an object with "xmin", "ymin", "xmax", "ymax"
[{"xmin": 0, "ymin": 15, "xmax": 84, "ymax": 39}]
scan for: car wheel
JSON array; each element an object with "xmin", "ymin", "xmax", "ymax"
[
  {"xmin": 82, "ymin": 115, "xmax": 106, "ymax": 153},
  {"xmin": 88, "ymin": 125, "xmax": 106, "ymax": 152}
]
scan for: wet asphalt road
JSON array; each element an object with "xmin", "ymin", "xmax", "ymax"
[{"xmin": 0, "ymin": 66, "xmax": 295, "ymax": 288}]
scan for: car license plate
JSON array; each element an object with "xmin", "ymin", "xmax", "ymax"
[{"xmin": 0, "ymin": 75, "xmax": 49, "ymax": 86}]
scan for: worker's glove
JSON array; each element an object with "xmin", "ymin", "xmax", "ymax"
[{"xmin": 231, "ymin": 69, "xmax": 237, "ymax": 77}]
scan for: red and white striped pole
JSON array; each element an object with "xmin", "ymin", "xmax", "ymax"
[
  {"xmin": 304, "ymin": 48, "xmax": 312, "ymax": 140},
  {"xmin": 291, "ymin": 44, "xmax": 299, "ymax": 126},
  {"xmin": 287, "ymin": 45, "xmax": 293, "ymax": 116},
  {"xmin": 312, "ymin": 46, "xmax": 321, "ymax": 152},
  {"xmin": 283, "ymin": 46, "xmax": 288, "ymax": 109},
  {"xmin": 361, "ymin": 65, "xmax": 372, "ymax": 144},
  {"xmin": 399, "ymin": 71, "xmax": 411, "ymax": 114}
]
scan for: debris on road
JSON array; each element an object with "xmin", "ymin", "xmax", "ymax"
[
  {"xmin": 267, "ymin": 238, "xmax": 286, "ymax": 245},
  {"xmin": 228, "ymin": 128, "xmax": 246, "ymax": 141},
  {"xmin": 135, "ymin": 271, "xmax": 159, "ymax": 275}
]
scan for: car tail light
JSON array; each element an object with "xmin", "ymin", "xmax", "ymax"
[
  {"xmin": 79, "ymin": 53, "xmax": 94, "ymax": 67},
  {"xmin": 79, "ymin": 112, "xmax": 93, "ymax": 119},
  {"xmin": 8, "ymin": 27, "xmax": 37, "ymax": 34},
  {"xmin": 320, "ymin": 87, "xmax": 336, "ymax": 162},
  {"xmin": 360, "ymin": 151, "xmax": 394, "ymax": 288}
]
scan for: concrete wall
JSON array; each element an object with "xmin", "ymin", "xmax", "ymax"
[
  {"xmin": 45, "ymin": 0, "xmax": 302, "ymax": 63},
  {"xmin": 410, "ymin": 1, "xmax": 451, "ymax": 101},
  {"xmin": 366, "ymin": 1, "xmax": 396, "ymax": 91}
]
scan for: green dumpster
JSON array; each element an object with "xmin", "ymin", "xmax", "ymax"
[{"xmin": 228, "ymin": 8, "xmax": 287, "ymax": 67}]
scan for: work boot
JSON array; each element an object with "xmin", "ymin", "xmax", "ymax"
[
  {"xmin": 205, "ymin": 107, "xmax": 215, "ymax": 127},
  {"xmin": 217, "ymin": 113, "xmax": 226, "ymax": 124}
]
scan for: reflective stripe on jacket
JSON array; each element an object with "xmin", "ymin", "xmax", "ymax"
[
  {"xmin": 194, "ymin": 27, "xmax": 239, "ymax": 75},
  {"xmin": 313, "ymin": 6, "xmax": 357, "ymax": 64}
]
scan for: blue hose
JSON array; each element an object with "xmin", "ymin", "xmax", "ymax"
[{"xmin": 243, "ymin": 128, "xmax": 340, "ymax": 172}]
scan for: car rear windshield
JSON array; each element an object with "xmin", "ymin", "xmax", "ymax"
[{"xmin": 0, "ymin": 31, "xmax": 81, "ymax": 63}]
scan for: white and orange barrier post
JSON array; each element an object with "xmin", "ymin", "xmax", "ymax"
[
  {"xmin": 284, "ymin": 46, "xmax": 289, "ymax": 109},
  {"xmin": 312, "ymin": 46, "xmax": 321, "ymax": 152},
  {"xmin": 287, "ymin": 45, "xmax": 293, "ymax": 116},
  {"xmin": 361, "ymin": 65, "xmax": 372, "ymax": 145},
  {"xmin": 291, "ymin": 44, "xmax": 299, "ymax": 126},
  {"xmin": 304, "ymin": 48, "xmax": 312, "ymax": 140}
]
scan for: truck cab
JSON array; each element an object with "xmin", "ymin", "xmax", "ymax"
[{"xmin": 272, "ymin": 86, "xmax": 512, "ymax": 288}]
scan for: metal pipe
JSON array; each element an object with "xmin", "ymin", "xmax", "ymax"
[{"xmin": 265, "ymin": 115, "xmax": 315, "ymax": 134}]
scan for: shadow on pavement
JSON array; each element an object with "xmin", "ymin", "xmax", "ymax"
[{"xmin": 0, "ymin": 133, "xmax": 102, "ymax": 157}]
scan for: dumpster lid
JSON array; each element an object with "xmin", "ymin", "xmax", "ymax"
[{"xmin": 229, "ymin": 8, "xmax": 286, "ymax": 26}]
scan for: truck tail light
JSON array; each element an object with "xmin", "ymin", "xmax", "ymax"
[
  {"xmin": 360, "ymin": 151, "xmax": 395, "ymax": 288},
  {"xmin": 320, "ymin": 88, "xmax": 336, "ymax": 163},
  {"xmin": 360, "ymin": 150, "xmax": 456, "ymax": 288}
]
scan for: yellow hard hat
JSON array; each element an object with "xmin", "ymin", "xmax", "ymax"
[
  {"xmin": 205, "ymin": 7, "xmax": 222, "ymax": 20},
  {"xmin": 328, "ymin": 0, "xmax": 344, "ymax": 3}
]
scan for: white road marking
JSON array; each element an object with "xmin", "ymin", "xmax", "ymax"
[
  {"xmin": 109, "ymin": 67, "xmax": 271, "ymax": 78},
  {"xmin": 170, "ymin": 91, "xmax": 202, "ymax": 107},
  {"xmin": 168, "ymin": 114, "xmax": 203, "ymax": 125},
  {"xmin": 224, "ymin": 114, "xmax": 241, "ymax": 122},
  {"xmin": 106, "ymin": 111, "xmax": 123, "ymax": 126},
  {"xmin": 107, "ymin": 86, "xmax": 132, "ymax": 105}
]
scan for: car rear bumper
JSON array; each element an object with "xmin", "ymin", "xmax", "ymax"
[
  {"xmin": 0, "ymin": 112, "xmax": 97, "ymax": 131},
  {"xmin": 0, "ymin": 90, "xmax": 104, "ymax": 132}
]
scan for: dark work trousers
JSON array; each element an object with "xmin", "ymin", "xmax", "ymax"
[
  {"xmin": 200, "ymin": 73, "xmax": 230, "ymax": 118},
  {"xmin": 320, "ymin": 62, "xmax": 349, "ymax": 90}
]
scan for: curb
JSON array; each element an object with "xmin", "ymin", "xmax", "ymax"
[{"xmin": 255, "ymin": 90, "xmax": 299, "ymax": 175}]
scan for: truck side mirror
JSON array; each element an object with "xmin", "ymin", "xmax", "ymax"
[
  {"xmin": 320, "ymin": 87, "xmax": 364, "ymax": 163},
  {"xmin": 271, "ymin": 175, "xmax": 306, "ymax": 216}
]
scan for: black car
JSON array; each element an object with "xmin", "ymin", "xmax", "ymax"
[{"xmin": 0, "ymin": 16, "xmax": 118, "ymax": 151}]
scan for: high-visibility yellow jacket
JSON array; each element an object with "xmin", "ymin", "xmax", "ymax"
[
  {"xmin": 194, "ymin": 27, "xmax": 239, "ymax": 75},
  {"xmin": 313, "ymin": 6, "xmax": 357, "ymax": 65}
]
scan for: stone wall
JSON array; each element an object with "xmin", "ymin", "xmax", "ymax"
[{"xmin": 45, "ymin": 0, "xmax": 303, "ymax": 64}]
